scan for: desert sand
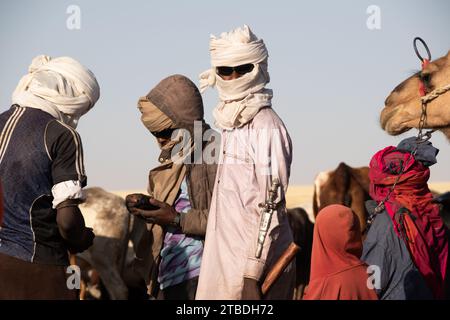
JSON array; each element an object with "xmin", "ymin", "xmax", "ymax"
[{"xmin": 112, "ymin": 182, "xmax": 450, "ymax": 223}]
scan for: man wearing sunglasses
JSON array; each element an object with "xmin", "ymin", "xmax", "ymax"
[
  {"xmin": 197, "ymin": 25, "xmax": 295, "ymax": 300},
  {"xmin": 216, "ymin": 63, "xmax": 255, "ymax": 80}
]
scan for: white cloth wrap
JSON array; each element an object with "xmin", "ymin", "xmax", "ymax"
[
  {"xmin": 199, "ymin": 25, "xmax": 272, "ymax": 130},
  {"xmin": 212, "ymin": 88, "xmax": 273, "ymax": 131},
  {"xmin": 12, "ymin": 55, "xmax": 100, "ymax": 128},
  {"xmin": 209, "ymin": 29, "xmax": 268, "ymax": 67},
  {"xmin": 51, "ymin": 180, "xmax": 85, "ymax": 209}
]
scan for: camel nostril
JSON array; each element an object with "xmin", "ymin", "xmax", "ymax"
[
  {"xmin": 380, "ymin": 109, "xmax": 389, "ymax": 129},
  {"xmin": 380, "ymin": 106, "xmax": 399, "ymax": 131}
]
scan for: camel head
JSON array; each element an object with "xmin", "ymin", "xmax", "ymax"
[{"xmin": 380, "ymin": 50, "xmax": 450, "ymax": 140}]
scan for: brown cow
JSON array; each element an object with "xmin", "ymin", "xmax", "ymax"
[
  {"xmin": 313, "ymin": 162, "xmax": 370, "ymax": 231},
  {"xmin": 433, "ymin": 192, "xmax": 450, "ymax": 229},
  {"xmin": 286, "ymin": 207, "xmax": 314, "ymax": 300},
  {"xmin": 432, "ymin": 192, "xmax": 450, "ymax": 298}
]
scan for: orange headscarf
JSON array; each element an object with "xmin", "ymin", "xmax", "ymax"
[{"xmin": 304, "ymin": 205, "xmax": 378, "ymax": 300}]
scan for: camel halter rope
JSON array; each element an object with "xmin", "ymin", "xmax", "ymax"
[
  {"xmin": 415, "ymin": 37, "xmax": 450, "ymax": 141},
  {"xmin": 363, "ymin": 37, "xmax": 449, "ymax": 234}
]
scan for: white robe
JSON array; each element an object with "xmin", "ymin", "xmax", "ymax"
[{"xmin": 196, "ymin": 107, "xmax": 295, "ymax": 300}]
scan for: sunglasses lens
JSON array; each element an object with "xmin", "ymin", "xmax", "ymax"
[
  {"xmin": 235, "ymin": 64, "xmax": 254, "ymax": 75},
  {"xmin": 217, "ymin": 66, "xmax": 233, "ymax": 76}
]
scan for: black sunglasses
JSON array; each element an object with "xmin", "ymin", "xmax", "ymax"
[
  {"xmin": 216, "ymin": 64, "xmax": 254, "ymax": 76},
  {"xmin": 152, "ymin": 128, "xmax": 174, "ymax": 139}
]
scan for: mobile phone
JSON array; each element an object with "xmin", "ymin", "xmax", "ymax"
[{"xmin": 135, "ymin": 195, "xmax": 159, "ymax": 211}]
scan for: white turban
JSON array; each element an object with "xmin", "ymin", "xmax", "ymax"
[
  {"xmin": 209, "ymin": 25, "xmax": 268, "ymax": 67},
  {"xmin": 12, "ymin": 55, "xmax": 100, "ymax": 128},
  {"xmin": 199, "ymin": 25, "xmax": 273, "ymax": 130}
]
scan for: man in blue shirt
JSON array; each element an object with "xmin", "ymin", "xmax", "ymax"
[{"xmin": 0, "ymin": 55, "xmax": 100, "ymax": 299}]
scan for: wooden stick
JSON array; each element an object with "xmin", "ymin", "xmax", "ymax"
[
  {"xmin": 69, "ymin": 253, "xmax": 85, "ymax": 300},
  {"xmin": 261, "ymin": 242, "xmax": 300, "ymax": 295}
]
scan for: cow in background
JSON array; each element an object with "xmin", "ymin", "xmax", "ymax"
[
  {"xmin": 313, "ymin": 163, "xmax": 370, "ymax": 231},
  {"xmin": 76, "ymin": 187, "xmax": 132, "ymax": 300},
  {"xmin": 432, "ymin": 192, "xmax": 450, "ymax": 299},
  {"xmin": 73, "ymin": 187, "xmax": 155, "ymax": 300},
  {"xmin": 0, "ymin": 181, "xmax": 3, "ymax": 225},
  {"xmin": 287, "ymin": 207, "xmax": 314, "ymax": 299},
  {"xmin": 433, "ymin": 192, "xmax": 450, "ymax": 229}
]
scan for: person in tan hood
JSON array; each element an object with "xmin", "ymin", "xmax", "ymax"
[{"xmin": 126, "ymin": 74, "xmax": 218, "ymax": 299}]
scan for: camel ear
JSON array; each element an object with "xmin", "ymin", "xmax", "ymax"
[{"xmin": 444, "ymin": 50, "xmax": 450, "ymax": 64}]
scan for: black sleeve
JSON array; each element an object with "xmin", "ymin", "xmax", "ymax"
[{"xmin": 45, "ymin": 120, "xmax": 87, "ymax": 187}]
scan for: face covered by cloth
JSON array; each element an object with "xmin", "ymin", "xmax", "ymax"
[
  {"xmin": 369, "ymin": 145, "xmax": 448, "ymax": 299},
  {"xmin": 199, "ymin": 25, "xmax": 273, "ymax": 130},
  {"xmin": 137, "ymin": 76, "xmax": 199, "ymax": 205},
  {"xmin": 12, "ymin": 55, "xmax": 100, "ymax": 128}
]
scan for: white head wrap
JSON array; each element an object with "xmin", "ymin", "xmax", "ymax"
[
  {"xmin": 199, "ymin": 25, "xmax": 273, "ymax": 130},
  {"xmin": 12, "ymin": 55, "xmax": 100, "ymax": 128}
]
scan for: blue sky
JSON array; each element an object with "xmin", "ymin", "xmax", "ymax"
[{"xmin": 1, "ymin": 0, "xmax": 449, "ymax": 190}]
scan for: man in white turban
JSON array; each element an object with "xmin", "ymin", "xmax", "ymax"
[
  {"xmin": 196, "ymin": 25, "xmax": 295, "ymax": 300},
  {"xmin": 0, "ymin": 55, "xmax": 99, "ymax": 299}
]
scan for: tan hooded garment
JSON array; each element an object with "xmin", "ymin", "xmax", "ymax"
[
  {"xmin": 138, "ymin": 97, "xmax": 191, "ymax": 206},
  {"xmin": 131, "ymin": 75, "xmax": 218, "ymax": 297}
]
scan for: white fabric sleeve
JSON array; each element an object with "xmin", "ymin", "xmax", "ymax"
[
  {"xmin": 51, "ymin": 180, "xmax": 85, "ymax": 209},
  {"xmin": 243, "ymin": 125, "xmax": 292, "ymax": 281}
]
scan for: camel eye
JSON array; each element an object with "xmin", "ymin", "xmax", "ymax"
[
  {"xmin": 420, "ymin": 73, "xmax": 431, "ymax": 82},
  {"xmin": 419, "ymin": 72, "xmax": 433, "ymax": 90}
]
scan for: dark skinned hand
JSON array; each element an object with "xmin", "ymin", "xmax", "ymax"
[
  {"xmin": 125, "ymin": 193, "xmax": 158, "ymax": 211},
  {"xmin": 66, "ymin": 227, "xmax": 95, "ymax": 254},
  {"xmin": 126, "ymin": 193, "xmax": 178, "ymax": 226},
  {"xmin": 241, "ymin": 277, "xmax": 262, "ymax": 300}
]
